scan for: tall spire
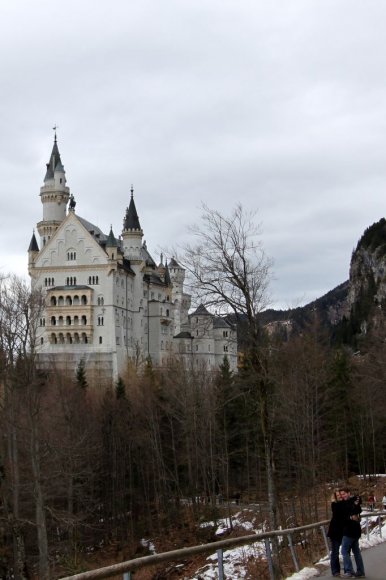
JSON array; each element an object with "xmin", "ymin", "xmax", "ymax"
[
  {"xmin": 123, "ymin": 185, "xmax": 141, "ymax": 231},
  {"xmin": 44, "ymin": 133, "xmax": 64, "ymax": 182}
]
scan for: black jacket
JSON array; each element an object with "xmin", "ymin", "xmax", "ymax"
[
  {"xmin": 327, "ymin": 501, "xmax": 346, "ymax": 540},
  {"xmin": 342, "ymin": 497, "xmax": 362, "ymax": 539}
]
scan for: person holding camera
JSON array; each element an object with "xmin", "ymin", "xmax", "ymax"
[{"xmin": 340, "ymin": 489, "xmax": 365, "ymax": 578}]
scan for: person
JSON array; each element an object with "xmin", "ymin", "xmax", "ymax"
[
  {"xmin": 367, "ymin": 493, "xmax": 375, "ymax": 511},
  {"xmin": 340, "ymin": 489, "xmax": 365, "ymax": 578},
  {"xmin": 382, "ymin": 494, "xmax": 386, "ymax": 510},
  {"xmin": 327, "ymin": 490, "xmax": 345, "ymax": 577}
]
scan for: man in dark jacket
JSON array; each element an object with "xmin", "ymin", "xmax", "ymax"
[{"xmin": 341, "ymin": 492, "xmax": 365, "ymax": 578}]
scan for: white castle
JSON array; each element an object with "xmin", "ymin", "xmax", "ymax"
[{"xmin": 28, "ymin": 136, "xmax": 237, "ymax": 381}]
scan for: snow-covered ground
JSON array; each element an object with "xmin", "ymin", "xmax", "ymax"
[{"xmin": 188, "ymin": 510, "xmax": 386, "ymax": 579}]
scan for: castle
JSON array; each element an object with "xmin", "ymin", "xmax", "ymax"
[{"xmin": 28, "ymin": 136, "xmax": 237, "ymax": 381}]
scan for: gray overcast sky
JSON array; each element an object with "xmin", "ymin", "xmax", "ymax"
[{"xmin": 1, "ymin": 0, "xmax": 386, "ymax": 309}]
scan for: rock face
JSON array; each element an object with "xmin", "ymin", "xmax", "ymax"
[{"xmin": 261, "ymin": 218, "xmax": 386, "ymax": 342}]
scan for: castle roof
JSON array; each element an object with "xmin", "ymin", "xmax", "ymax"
[
  {"xmin": 106, "ymin": 226, "xmax": 118, "ymax": 247},
  {"xmin": 28, "ymin": 231, "xmax": 39, "ymax": 252},
  {"xmin": 191, "ymin": 304, "xmax": 211, "ymax": 316},
  {"xmin": 123, "ymin": 189, "xmax": 141, "ymax": 231},
  {"xmin": 174, "ymin": 331, "xmax": 192, "ymax": 339},
  {"xmin": 169, "ymin": 257, "xmax": 182, "ymax": 268},
  {"xmin": 44, "ymin": 137, "xmax": 64, "ymax": 181}
]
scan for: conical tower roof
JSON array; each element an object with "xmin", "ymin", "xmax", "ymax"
[
  {"xmin": 28, "ymin": 231, "xmax": 39, "ymax": 252},
  {"xmin": 123, "ymin": 187, "xmax": 141, "ymax": 231},
  {"xmin": 44, "ymin": 135, "xmax": 64, "ymax": 181},
  {"xmin": 106, "ymin": 226, "xmax": 118, "ymax": 247}
]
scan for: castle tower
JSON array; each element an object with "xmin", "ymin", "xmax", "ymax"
[
  {"xmin": 121, "ymin": 186, "xmax": 143, "ymax": 261},
  {"xmin": 36, "ymin": 133, "xmax": 70, "ymax": 247}
]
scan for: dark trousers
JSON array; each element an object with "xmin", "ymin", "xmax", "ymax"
[
  {"xmin": 341, "ymin": 536, "xmax": 365, "ymax": 576},
  {"xmin": 330, "ymin": 538, "xmax": 341, "ymax": 575}
]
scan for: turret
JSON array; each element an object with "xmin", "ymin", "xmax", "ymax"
[
  {"xmin": 28, "ymin": 231, "xmax": 39, "ymax": 275},
  {"xmin": 36, "ymin": 133, "xmax": 70, "ymax": 246},
  {"xmin": 106, "ymin": 226, "xmax": 118, "ymax": 260},
  {"xmin": 121, "ymin": 186, "xmax": 143, "ymax": 261}
]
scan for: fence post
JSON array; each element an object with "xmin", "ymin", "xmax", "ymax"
[
  {"xmin": 264, "ymin": 538, "xmax": 275, "ymax": 580},
  {"xmin": 288, "ymin": 533, "xmax": 300, "ymax": 572},
  {"xmin": 320, "ymin": 525, "xmax": 329, "ymax": 558},
  {"xmin": 217, "ymin": 548, "xmax": 225, "ymax": 580},
  {"xmin": 366, "ymin": 516, "xmax": 369, "ymax": 541}
]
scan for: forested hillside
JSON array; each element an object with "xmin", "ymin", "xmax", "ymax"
[{"xmin": 1, "ymin": 273, "xmax": 385, "ymax": 578}]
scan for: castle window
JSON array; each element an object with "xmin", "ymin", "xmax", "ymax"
[
  {"xmin": 99, "ymin": 336, "xmax": 103, "ymax": 344},
  {"xmin": 166, "ymin": 309, "xmax": 169, "ymax": 317},
  {"xmin": 74, "ymin": 316, "xmax": 79, "ymax": 326},
  {"xmin": 81, "ymin": 295, "xmax": 87, "ymax": 305},
  {"xmin": 116, "ymin": 337, "xmax": 120, "ymax": 345},
  {"xmin": 74, "ymin": 333, "xmax": 80, "ymax": 343},
  {"xmin": 66, "ymin": 316, "xmax": 71, "ymax": 326},
  {"xmin": 223, "ymin": 331, "xmax": 228, "ymax": 338},
  {"xmin": 51, "ymin": 333, "xmax": 57, "ymax": 344},
  {"xmin": 97, "ymin": 316, "xmax": 104, "ymax": 326},
  {"xmin": 81, "ymin": 315, "xmax": 87, "ymax": 325},
  {"xmin": 73, "ymin": 295, "xmax": 79, "ymax": 305},
  {"xmin": 59, "ymin": 316, "xmax": 64, "ymax": 326},
  {"xmin": 223, "ymin": 345, "xmax": 228, "ymax": 352},
  {"xmin": 66, "ymin": 296, "xmax": 72, "ymax": 306},
  {"xmin": 196, "ymin": 345, "xmax": 199, "ymax": 352},
  {"xmin": 41, "ymin": 337, "xmax": 44, "ymax": 345},
  {"xmin": 51, "ymin": 316, "xmax": 56, "ymax": 326},
  {"xmin": 50, "ymin": 297, "xmax": 57, "ymax": 306},
  {"xmin": 208, "ymin": 344, "xmax": 211, "ymax": 352},
  {"xmin": 58, "ymin": 296, "xmax": 64, "ymax": 306},
  {"xmin": 67, "ymin": 250, "xmax": 76, "ymax": 261},
  {"xmin": 81, "ymin": 333, "xmax": 88, "ymax": 344}
]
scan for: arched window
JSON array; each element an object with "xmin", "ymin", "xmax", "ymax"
[
  {"xmin": 66, "ymin": 316, "xmax": 71, "ymax": 326},
  {"xmin": 51, "ymin": 316, "xmax": 56, "ymax": 326},
  {"xmin": 73, "ymin": 295, "xmax": 79, "ymax": 305},
  {"xmin": 81, "ymin": 295, "xmax": 87, "ymax": 305},
  {"xmin": 50, "ymin": 296, "xmax": 57, "ymax": 306},
  {"xmin": 66, "ymin": 333, "xmax": 72, "ymax": 344},
  {"xmin": 74, "ymin": 333, "xmax": 80, "ymax": 344},
  {"xmin": 58, "ymin": 316, "xmax": 63, "ymax": 326},
  {"xmin": 58, "ymin": 296, "xmax": 64, "ymax": 306},
  {"xmin": 74, "ymin": 316, "xmax": 79, "ymax": 326},
  {"xmin": 59, "ymin": 333, "xmax": 64, "ymax": 344},
  {"xmin": 66, "ymin": 296, "xmax": 72, "ymax": 306},
  {"xmin": 81, "ymin": 315, "xmax": 87, "ymax": 325}
]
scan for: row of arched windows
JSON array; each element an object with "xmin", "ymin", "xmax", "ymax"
[
  {"xmin": 50, "ymin": 315, "xmax": 88, "ymax": 326},
  {"xmin": 97, "ymin": 317, "xmax": 104, "ymax": 326},
  {"xmin": 88, "ymin": 276, "xmax": 99, "ymax": 285},
  {"xmin": 50, "ymin": 295, "xmax": 88, "ymax": 306},
  {"xmin": 50, "ymin": 332, "xmax": 88, "ymax": 344},
  {"xmin": 44, "ymin": 278, "xmax": 55, "ymax": 286},
  {"xmin": 97, "ymin": 297, "xmax": 104, "ymax": 305},
  {"xmin": 66, "ymin": 277, "xmax": 77, "ymax": 286},
  {"xmin": 67, "ymin": 251, "xmax": 76, "ymax": 260}
]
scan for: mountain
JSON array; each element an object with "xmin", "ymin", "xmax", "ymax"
[{"xmin": 260, "ymin": 217, "xmax": 386, "ymax": 345}]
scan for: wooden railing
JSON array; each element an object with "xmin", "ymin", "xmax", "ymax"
[{"xmin": 60, "ymin": 511, "xmax": 386, "ymax": 580}]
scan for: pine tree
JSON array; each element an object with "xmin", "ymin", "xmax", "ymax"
[{"xmin": 76, "ymin": 358, "xmax": 88, "ymax": 389}]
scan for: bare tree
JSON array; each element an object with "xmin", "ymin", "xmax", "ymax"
[
  {"xmin": 179, "ymin": 205, "xmax": 280, "ymax": 545},
  {"xmin": 182, "ymin": 203, "xmax": 272, "ymax": 323},
  {"xmin": 0, "ymin": 274, "xmax": 48, "ymax": 578}
]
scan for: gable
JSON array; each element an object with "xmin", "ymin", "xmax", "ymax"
[{"xmin": 35, "ymin": 213, "xmax": 109, "ymax": 268}]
